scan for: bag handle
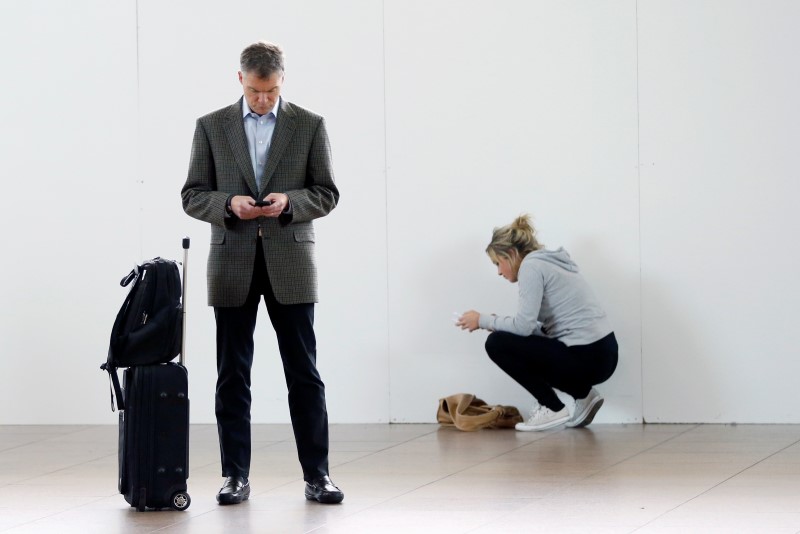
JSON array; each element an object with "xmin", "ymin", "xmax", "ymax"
[{"xmin": 120, "ymin": 265, "xmax": 139, "ymax": 287}]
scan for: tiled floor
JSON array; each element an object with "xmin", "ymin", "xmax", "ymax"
[{"xmin": 1, "ymin": 423, "xmax": 800, "ymax": 533}]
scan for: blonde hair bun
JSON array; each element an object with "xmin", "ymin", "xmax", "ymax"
[{"xmin": 486, "ymin": 214, "xmax": 542, "ymax": 263}]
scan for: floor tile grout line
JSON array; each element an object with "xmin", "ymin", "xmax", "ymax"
[
  {"xmin": 305, "ymin": 428, "xmax": 550, "ymax": 533},
  {"xmin": 568, "ymin": 424, "xmax": 702, "ymax": 481},
  {"xmin": 628, "ymin": 430, "xmax": 800, "ymax": 533},
  {"xmin": 149, "ymin": 509, "xmax": 221, "ymax": 533},
  {"xmin": 313, "ymin": 425, "xmax": 685, "ymax": 534},
  {"xmin": 0, "ymin": 495, "xmax": 111, "ymax": 533},
  {"xmin": 0, "ymin": 425, "xmax": 94, "ymax": 456},
  {"xmin": 323, "ymin": 427, "xmax": 443, "ymax": 467},
  {"xmin": 459, "ymin": 424, "xmax": 702, "ymax": 533},
  {"xmin": 1, "ymin": 451, "xmax": 121, "ymax": 487},
  {"xmin": 247, "ymin": 427, "xmax": 448, "ymax": 533}
]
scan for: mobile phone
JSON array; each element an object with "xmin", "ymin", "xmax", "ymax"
[{"xmin": 254, "ymin": 200, "xmax": 273, "ymax": 207}]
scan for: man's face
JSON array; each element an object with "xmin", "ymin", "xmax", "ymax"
[{"xmin": 239, "ymin": 70, "xmax": 283, "ymax": 115}]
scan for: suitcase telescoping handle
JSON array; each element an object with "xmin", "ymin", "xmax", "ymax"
[{"xmin": 181, "ymin": 237, "xmax": 190, "ymax": 366}]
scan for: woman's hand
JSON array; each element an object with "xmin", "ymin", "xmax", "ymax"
[{"xmin": 456, "ymin": 310, "xmax": 480, "ymax": 332}]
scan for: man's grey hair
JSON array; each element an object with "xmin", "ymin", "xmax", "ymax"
[{"xmin": 240, "ymin": 41, "xmax": 285, "ymax": 79}]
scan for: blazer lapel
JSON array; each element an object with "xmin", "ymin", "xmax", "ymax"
[
  {"xmin": 259, "ymin": 99, "xmax": 296, "ymax": 193},
  {"xmin": 223, "ymin": 99, "xmax": 259, "ymax": 196}
]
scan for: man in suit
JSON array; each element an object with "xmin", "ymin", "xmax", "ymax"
[{"xmin": 181, "ymin": 41, "xmax": 343, "ymax": 505}]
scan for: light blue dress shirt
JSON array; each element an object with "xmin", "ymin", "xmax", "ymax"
[{"xmin": 242, "ymin": 97, "xmax": 279, "ymax": 190}]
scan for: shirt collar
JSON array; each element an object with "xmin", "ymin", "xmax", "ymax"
[{"xmin": 242, "ymin": 96, "xmax": 280, "ymax": 119}]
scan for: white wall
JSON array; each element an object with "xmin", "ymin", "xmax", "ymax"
[
  {"xmin": 638, "ymin": 1, "xmax": 800, "ymax": 422},
  {"xmin": 0, "ymin": 1, "xmax": 796, "ymax": 425},
  {"xmin": 0, "ymin": 0, "xmax": 139, "ymax": 423}
]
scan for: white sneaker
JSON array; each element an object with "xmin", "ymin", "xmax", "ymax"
[
  {"xmin": 566, "ymin": 388, "xmax": 604, "ymax": 428},
  {"xmin": 515, "ymin": 405, "xmax": 570, "ymax": 431}
]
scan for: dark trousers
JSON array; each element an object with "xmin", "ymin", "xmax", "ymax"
[
  {"xmin": 485, "ymin": 331, "xmax": 618, "ymax": 412},
  {"xmin": 214, "ymin": 240, "xmax": 329, "ymax": 481}
]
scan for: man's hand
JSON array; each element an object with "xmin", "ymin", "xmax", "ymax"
[
  {"xmin": 455, "ymin": 310, "xmax": 480, "ymax": 332},
  {"xmin": 230, "ymin": 193, "xmax": 290, "ymax": 220}
]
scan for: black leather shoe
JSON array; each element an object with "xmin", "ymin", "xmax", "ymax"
[
  {"xmin": 304, "ymin": 475, "xmax": 344, "ymax": 504},
  {"xmin": 217, "ymin": 476, "xmax": 250, "ymax": 505}
]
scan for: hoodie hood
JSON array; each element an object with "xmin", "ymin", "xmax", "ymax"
[{"xmin": 526, "ymin": 247, "xmax": 579, "ymax": 272}]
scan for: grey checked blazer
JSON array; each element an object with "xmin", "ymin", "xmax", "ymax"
[{"xmin": 181, "ymin": 98, "xmax": 339, "ymax": 307}]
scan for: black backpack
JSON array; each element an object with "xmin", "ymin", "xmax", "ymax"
[{"xmin": 101, "ymin": 257, "xmax": 183, "ymax": 409}]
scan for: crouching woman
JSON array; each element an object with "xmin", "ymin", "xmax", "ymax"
[{"xmin": 456, "ymin": 215, "xmax": 618, "ymax": 431}]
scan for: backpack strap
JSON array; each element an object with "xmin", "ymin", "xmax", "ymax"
[{"xmin": 100, "ymin": 363, "xmax": 125, "ymax": 412}]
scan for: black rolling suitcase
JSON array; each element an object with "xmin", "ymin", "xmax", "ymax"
[
  {"xmin": 119, "ymin": 362, "xmax": 190, "ymax": 511},
  {"xmin": 101, "ymin": 238, "xmax": 192, "ymax": 511}
]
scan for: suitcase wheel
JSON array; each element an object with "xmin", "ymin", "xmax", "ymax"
[{"xmin": 170, "ymin": 491, "xmax": 191, "ymax": 511}]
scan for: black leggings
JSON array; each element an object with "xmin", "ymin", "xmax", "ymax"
[{"xmin": 485, "ymin": 331, "xmax": 618, "ymax": 412}]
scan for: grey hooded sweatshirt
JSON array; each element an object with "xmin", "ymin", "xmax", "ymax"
[{"xmin": 478, "ymin": 248, "xmax": 612, "ymax": 346}]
